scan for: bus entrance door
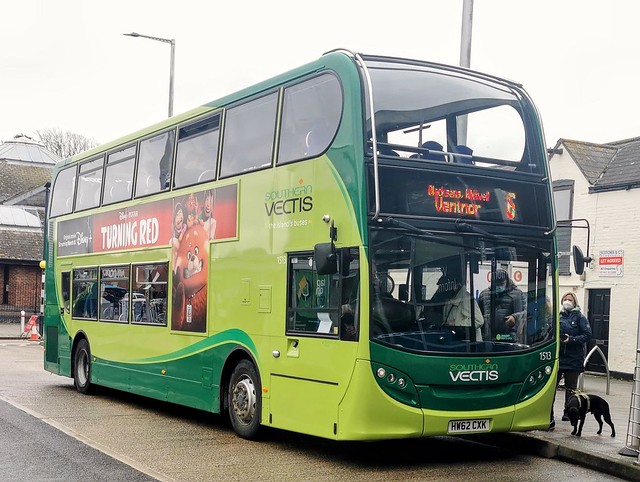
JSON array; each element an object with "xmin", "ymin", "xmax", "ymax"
[{"xmin": 268, "ymin": 335, "xmax": 357, "ymax": 439}]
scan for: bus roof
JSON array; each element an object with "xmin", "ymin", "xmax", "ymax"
[{"xmin": 60, "ymin": 49, "xmax": 528, "ymax": 167}]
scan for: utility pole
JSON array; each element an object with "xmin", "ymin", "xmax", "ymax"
[
  {"xmin": 458, "ymin": 0, "xmax": 474, "ymax": 144},
  {"xmin": 460, "ymin": 0, "xmax": 473, "ymax": 69}
]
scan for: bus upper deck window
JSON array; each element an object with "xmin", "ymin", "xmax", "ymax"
[
  {"xmin": 278, "ymin": 73, "xmax": 343, "ymax": 165},
  {"xmin": 220, "ymin": 93, "xmax": 278, "ymax": 178},
  {"xmin": 174, "ymin": 115, "xmax": 220, "ymax": 189},
  {"xmin": 135, "ymin": 130, "xmax": 175, "ymax": 198},
  {"xmin": 103, "ymin": 145, "xmax": 136, "ymax": 206},
  {"xmin": 49, "ymin": 166, "xmax": 77, "ymax": 217}
]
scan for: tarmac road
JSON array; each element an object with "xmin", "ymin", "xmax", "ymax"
[
  {"xmin": 0, "ymin": 397, "xmax": 156, "ymax": 482},
  {"xmin": 0, "ymin": 336, "xmax": 632, "ymax": 481}
]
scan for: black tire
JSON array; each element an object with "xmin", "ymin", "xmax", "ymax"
[
  {"xmin": 228, "ymin": 359, "xmax": 261, "ymax": 439},
  {"xmin": 74, "ymin": 339, "xmax": 92, "ymax": 394}
]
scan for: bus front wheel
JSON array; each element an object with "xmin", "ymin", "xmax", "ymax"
[
  {"xmin": 74, "ymin": 339, "xmax": 93, "ymax": 394},
  {"xmin": 228, "ymin": 360, "xmax": 261, "ymax": 439}
]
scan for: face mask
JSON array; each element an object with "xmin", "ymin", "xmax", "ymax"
[
  {"xmin": 562, "ymin": 300, "xmax": 574, "ymax": 311},
  {"xmin": 495, "ymin": 284, "xmax": 506, "ymax": 294}
]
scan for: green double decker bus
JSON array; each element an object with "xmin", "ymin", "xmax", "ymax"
[{"xmin": 43, "ymin": 49, "xmax": 558, "ymax": 440}]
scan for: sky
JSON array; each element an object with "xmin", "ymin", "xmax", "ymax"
[{"xmin": 2, "ymin": 0, "xmax": 640, "ymax": 149}]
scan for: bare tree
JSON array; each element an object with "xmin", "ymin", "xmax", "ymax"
[{"xmin": 35, "ymin": 128, "xmax": 99, "ymax": 159}]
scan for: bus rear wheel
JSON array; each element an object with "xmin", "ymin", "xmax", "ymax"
[
  {"xmin": 228, "ymin": 360, "xmax": 261, "ymax": 439},
  {"xmin": 74, "ymin": 339, "xmax": 92, "ymax": 394}
]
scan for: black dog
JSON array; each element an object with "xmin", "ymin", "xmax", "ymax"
[{"xmin": 566, "ymin": 391, "xmax": 615, "ymax": 437}]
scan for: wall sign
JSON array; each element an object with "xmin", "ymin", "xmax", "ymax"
[{"xmin": 598, "ymin": 249, "xmax": 624, "ymax": 277}]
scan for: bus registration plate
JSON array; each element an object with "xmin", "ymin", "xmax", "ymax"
[{"xmin": 447, "ymin": 419, "xmax": 490, "ymax": 434}]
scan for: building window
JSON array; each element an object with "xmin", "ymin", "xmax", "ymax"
[{"xmin": 553, "ymin": 180, "xmax": 574, "ymax": 275}]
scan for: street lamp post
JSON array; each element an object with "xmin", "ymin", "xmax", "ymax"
[
  {"xmin": 457, "ymin": 0, "xmax": 474, "ymax": 145},
  {"xmin": 123, "ymin": 32, "xmax": 175, "ymax": 117}
]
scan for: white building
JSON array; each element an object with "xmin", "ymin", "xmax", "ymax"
[{"xmin": 549, "ymin": 137, "xmax": 640, "ymax": 375}]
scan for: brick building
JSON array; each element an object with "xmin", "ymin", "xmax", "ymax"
[
  {"xmin": 550, "ymin": 136, "xmax": 640, "ymax": 376},
  {"xmin": 0, "ymin": 135, "xmax": 58, "ymax": 321}
]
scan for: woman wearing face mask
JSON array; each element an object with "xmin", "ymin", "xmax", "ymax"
[{"xmin": 550, "ymin": 292, "xmax": 592, "ymax": 429}]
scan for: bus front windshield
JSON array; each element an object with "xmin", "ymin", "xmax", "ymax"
[
  {"xmin": 370, "ymin": 230, "xmax": 555, "ymax": 354},
  {"xmin": 364, "ymin": 58, "xmax": 545, "ymax": 176}
]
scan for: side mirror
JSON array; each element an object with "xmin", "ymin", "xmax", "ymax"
[
  {"xmin": 315, "ymin": 242, "xmax": 337, "ymax": 275},
  {"xmin": 572, "ymin": 245, "xmax": 592, "ymax": 275}
]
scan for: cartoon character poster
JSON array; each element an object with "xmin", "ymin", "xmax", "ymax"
[
  {"xmin": 56, "ymin": 182, "xmax": 238, "ymax": 333},
  {"xmin": 170, "ymin": 184, "xmax": 237, "ymax": 332}
]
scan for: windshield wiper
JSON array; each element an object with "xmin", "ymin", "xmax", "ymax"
[
  {"xmin": 377, "ymin": 217, "xmax": 479, "ymax": 251},
  {"xmin": 454, "ymin": 219, "xmax": 494, "ymax": 237},
  {"xmin": 454, "ymin": 218, "xmax": 545, "ymax": 253}
]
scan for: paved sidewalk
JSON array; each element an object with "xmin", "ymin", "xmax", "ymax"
[
  {"xmin": 504, "ymin": 373, "xmax": 640, "ymax": 481},
  {"xmin": 2, "ymin": 321, "xmax": 639, "ymax": 479},
  {"xmin": 0, "ymin": 321, "xmax": 39, "ymax": 339}
]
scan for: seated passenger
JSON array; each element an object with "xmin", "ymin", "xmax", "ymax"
[
  {"xmin": 452, "ymin": 144, "xmax": 474, "ymax": 165},
  {"xmin": 421, "ymin": 141, "xmax": 446, "ymax": 161}
]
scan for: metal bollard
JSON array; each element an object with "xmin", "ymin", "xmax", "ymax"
[{"xmin": 20, "ymin": 310, "xmax": 25, "ymax": 335}]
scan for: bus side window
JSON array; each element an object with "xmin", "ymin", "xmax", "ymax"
[
  {"xmin": 135, "ymin": 130, "xmax": 175, "ymax": 198},
  {"xmin": 132, "ymin": 263, "xmax": 168, "ymax": 326},
  {"xmin": 61, "ymin": 272, "xmax": 70, "ymax": 313},
  {"xmin": 49, "ymin": 167, "xmax": 77, "ymax": 218},
  {"xmin": 174, "ymin": 115, "xmax": 220, "ymax": 189},
  {"xmin": 286, "ymin": 253, "xmax": 339, "ymax": 336},
  {"xmin": 340, "ymin": 248, "xmax": 360, "ymax": 341},
  {"xmin": 220, "ymin": 93, "xmax": 278, "ymax": 178},
  {"xmin": 277, "ymin": 73, "xmax": 343, "ymax": 165},
  {"xmin": 72, "ymin": 268, "xmax": 98, "ymax": 320},
  {"xmin": 103, "ymin": 145, "xmax": 136, "ymax": 206},
  {"xmin": 75, "ymin": 157, "xmax": 104, "ymax": 212}
]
